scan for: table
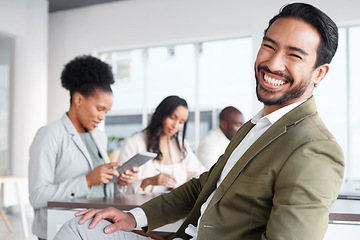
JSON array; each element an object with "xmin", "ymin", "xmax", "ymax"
[
  {"xmin": 48, "ymin": 193, "xmax": 158, "ymax": 210},
  {"xmin": 329, "ymin": 198, "xmax": 360, "ymax": 223},
  {"xmin": 324, "ymin": 199, "xmax": 360, "ymax": 240},
  {"xmin": 48, "ymin": 195, "xmax": 360, "ymax": 240},
  {"xmin": 47, "ymin": 193, "xmax": 183, "ymax": 240}
]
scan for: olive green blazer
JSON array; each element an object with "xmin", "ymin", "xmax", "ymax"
[{"xmin": 141, "ymin": 96, "xmax": 344, "ymax": 240}]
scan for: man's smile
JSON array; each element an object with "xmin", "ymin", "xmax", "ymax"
[{"xmin": 264, "ymin": 73, "xmax": 285, "ymax": 86}]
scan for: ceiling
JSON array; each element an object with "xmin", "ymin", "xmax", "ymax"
[{"xmin": 48, "ymin": 0, "xmax": 129, "ymax": 13}]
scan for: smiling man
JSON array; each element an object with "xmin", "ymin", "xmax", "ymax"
[
  {"xmin": 55, "ymin": 3, "xmax": 344, "ymax": 240},
  {"xmin": 255, "ymin": 16, "xmax": 330, "ymax": 115}
]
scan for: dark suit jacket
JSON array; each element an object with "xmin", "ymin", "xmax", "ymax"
[{"xmin": 141, "ymin": 96, "xmax": 344, "ymax": 240}]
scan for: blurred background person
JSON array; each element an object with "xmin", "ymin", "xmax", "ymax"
[
  {"xmin": 118, "ymin": 95, "xmax": 206, "ymax": 194},
  {"xmin": 197, "ymin": 106, "xmax": 244, "ymax": 169},
  {"xmin": 28, "ymin": 55, "xmax": 137, "ymax": 240}
]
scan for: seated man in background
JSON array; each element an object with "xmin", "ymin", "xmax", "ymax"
[
  {"xmin": 197, "ymin": 106, "xmax": 244, "ymax": 169},
  {"xmin": 54, "ymin": 3, "xmax": 344, "ymax": 240}
]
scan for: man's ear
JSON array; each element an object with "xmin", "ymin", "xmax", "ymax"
[
  {"xmin": 220, "ymin": 120, "xmax": 227, "ymax": 132},
  {"xmin": 313, "ymin": 63, "xmax": 329, "ymax": 85}
]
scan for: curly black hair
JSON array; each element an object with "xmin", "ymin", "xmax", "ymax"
[{"xmin": 61, "ymin": 55, "xmax": 115, "ymax": 104}]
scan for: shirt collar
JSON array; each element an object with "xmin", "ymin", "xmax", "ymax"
[{"xmin": 251, "ymin": 100, "xmax": 306, "ymax": 125}]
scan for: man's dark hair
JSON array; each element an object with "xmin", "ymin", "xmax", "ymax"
[
  {"xmin": 61, "ymin": 55, "xmax": 115, "ymax": 104},
  {"xmin": 219, "ymin": 106, "xmax": 242, "ymax": 122},
  {"xmin": 264, "ymin": 2, "xmax": 338, "ymax": 68}
]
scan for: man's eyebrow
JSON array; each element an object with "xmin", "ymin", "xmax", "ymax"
[
  {"xmin": 288, "ymin": 46, "xmax": 309, "ymax": 56},
  {"xmin": 263, "ymin": 36, "xmax": 277, "ymax": 45},
  {"xmin": 263, "ymin": 36, "xmax": 309, "ymax": 56}
]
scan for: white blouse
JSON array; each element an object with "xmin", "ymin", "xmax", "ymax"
[{"xmin": 118, "ymin": 131, "xmax": 206, "ymax": 194}]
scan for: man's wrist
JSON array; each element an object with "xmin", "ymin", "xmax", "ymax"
[
  {"xmin": 126, "ymin": 212, "xmax": 137, "ymax": 229},
  {"xmin": 128, "ymin": 207, "xmax": 148, "ymax": 228}
]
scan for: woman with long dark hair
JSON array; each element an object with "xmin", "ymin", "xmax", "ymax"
[{"xmin": 118, "ymin": 95, "xmax": 205, "ymax": 193}]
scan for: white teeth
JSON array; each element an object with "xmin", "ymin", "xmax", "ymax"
[{"xmin": 264, "ymin": 74, "xmax": 285, "ymax": 86}]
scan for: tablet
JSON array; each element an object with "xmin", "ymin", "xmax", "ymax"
[{"xmin": 112, "ymin": 152, "xmax": 157, "ymax": 182}]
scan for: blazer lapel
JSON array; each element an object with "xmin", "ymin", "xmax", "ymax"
[
  {"xmin": 207, "ymin": 96, "xmax": 318, "ymax": 209},
  {"xmin": 177, "ymin": 121, "xmax": 256, "ymax": 230},
  {"xmin": 209, "ymin": 121, "xmax": 255, "ymax": 187},
  {"xmin": 201, "ymin": 121, "xmax": 257, "ymax": 206},
  {"xmin": 61, "ymin": 114, "xmax": 93, "ymax": 168}
]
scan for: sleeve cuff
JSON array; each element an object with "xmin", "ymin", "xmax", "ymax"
[{"xmin": 128, "ymin": 207, "xmax": 148, "ymax": 228}]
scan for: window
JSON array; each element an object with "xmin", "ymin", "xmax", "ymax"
[
  {"xmin": 97, "ymin": 37, "xmax": 253, "ymax": 151},
  {"xmin": 147, "ymin": 44, "xmax": 196, "ymax": 110},
  {"xmin": 348, "ymin": 26, "xmax": 360, "ymax": 183},
  {"xmin": 314, "ymin": 26, "xmax": 360, "ymax": 195},
  {"xmin": 98, "ymin": 49, "xmax": 145, "ymax": 139},
  {"xmin": 199, "ymin": 38, "xmax": 253, "ymax": 140}
]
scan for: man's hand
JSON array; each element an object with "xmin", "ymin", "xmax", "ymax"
[
  {"xmin": 75, "ymin": 207, "xmax": 137, "ymax": 234},
  {"xmin": 86, "ymin": 163, "xmax": 121, "ymax": 187}
]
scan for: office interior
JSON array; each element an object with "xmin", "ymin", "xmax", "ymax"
[{"xmin": 1, "ymin": 0, "xmax": 360, "ymax": 238}]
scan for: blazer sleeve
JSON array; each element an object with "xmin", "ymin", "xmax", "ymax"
[
  {"xmin": 28, "ymin": 126, "xmax": 90, "ymax": 209},
  {"xmin": 263, "ymin": 140, "xmax": 344, "ymax": 240},
  {"xmin": 141, "ymin": 168, "xmax": 211, "ymax": 232}
]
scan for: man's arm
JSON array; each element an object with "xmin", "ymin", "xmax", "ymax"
[
  {"xmin": 263, "ymin": 140, "xmax": 344, "ymax": 240},
  {"xmin": 141, "ymin": 168, "xmax": 211, "ymax": 232},
  {"xmin": 72, "ymin": 166, "xmax": 212, "ymax": 234}
]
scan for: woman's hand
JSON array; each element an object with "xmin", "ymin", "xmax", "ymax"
[
  {"xmin": 141, "ymin": 173, "xmax": 176, "ymax": 190},
  {"xmin": 117, "ymin": 167, "xmax": 139, "ymax": 187},
  {"xmin": 75, "ymin": 207, "xmax": 136, "ymax": 234},
  {"xmin": 86, "ymin": 162, "xmax": 120, "ymax": 187}
]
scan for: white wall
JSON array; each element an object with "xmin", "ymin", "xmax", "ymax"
[
  {"xmin": 0, "ymin": 0, "xmax": 48, "ymax": 176},
  {"xmin": 0, "ymin": 0, "xmax": 27, "ymax": 36},
  {"xmin": 48, "ymin": 0, "xmax": 360, "ymax": 123}
]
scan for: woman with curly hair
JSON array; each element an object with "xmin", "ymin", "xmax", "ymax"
[
  {"xmin": 28, "ymin": 55, "xmax": 138, "ymax": 240},
  {"xmin": 118, "ymin": 95, "xmax": 205, "ymax": 194}
]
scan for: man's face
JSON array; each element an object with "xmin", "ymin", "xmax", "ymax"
[{"xmin": 255, "ymin": 17, "xmax": 322, "ymax": 108}]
